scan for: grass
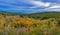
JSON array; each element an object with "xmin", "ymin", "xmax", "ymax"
[{"xmin": 0, "ymin": 11, "xmax": 60, "ymax": 35}]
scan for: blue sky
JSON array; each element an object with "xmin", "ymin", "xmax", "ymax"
[{"xmin": 0, "ymin": 0, "xmax": 60, "ymax": 13}]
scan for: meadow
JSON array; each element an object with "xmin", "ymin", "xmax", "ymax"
[{"xmin": 0, "ymin": 12, "xmax": 60, "ymax": 35}]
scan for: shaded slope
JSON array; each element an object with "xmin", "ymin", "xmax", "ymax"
[{"xmin": 25, "ymin": 12, "xmax": 60, "ymax": 19}]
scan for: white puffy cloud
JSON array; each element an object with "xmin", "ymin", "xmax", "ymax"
[
  {"xmin": 0, "ymin": 0, "xmax": 60, "ymax": 12},
  {"xmin": 29, "ymin": 0, "xmax": 51, "ymax": 8},
  {"xmin": 45, "ymin": 5, "xmax": 60, "ymax": 9},
  {"xmin": 30, "ymin": 1, "xmax": 50, "ymax": 7},
  {"xmin": 44, "ymin": 5, "xmax": 60, "ymax": 11},
  {"xmin": 27, "ymin": 0, "xmax": 60, "ymax": 11}
]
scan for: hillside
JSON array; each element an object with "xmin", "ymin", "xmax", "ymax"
[
  {"xmin": 0, "ymin": 11, "xmax": 60, "ymax": 35},
  {"xmin": 25, "ymin": 12, "xmax": 60, "ymax": 19}
]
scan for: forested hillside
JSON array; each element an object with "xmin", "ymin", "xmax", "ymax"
[{"xmin": 25, "ymin": 12, "xmax": 60, "ymax": 19}]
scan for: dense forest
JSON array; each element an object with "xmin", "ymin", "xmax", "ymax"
[
  {"xmin": 25, "ymin": 12, "xmax": 60, "ymax": 18},
  {"xmin": 0, "ymin": 11, "xmax": 60, "ymax": 35}
]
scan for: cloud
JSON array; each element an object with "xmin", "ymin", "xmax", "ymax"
[
  {"xmin": 0, "ymin": 0, "xmax": 60, "ymax": 13},
  {"xmin": 45, "ymin": 5, "xmax": 60, "ymax": 9},
  {"xmin": 44, "ymin": 8, "xmax": 60, "ymax": 11},
  {"xmin": 30, "ymin": 1, "xmax": 50, "ymax": 7},
  {"xmin": 44, "ymin": 2, "xmax": 60, "ymax": 11},
  {"xmin": 29, "ymin": 0, "xmax": 60, "ymax": 12},
  {"xmin": 28, "ymin": 0, "xmax": 51, "ymax": 8}
]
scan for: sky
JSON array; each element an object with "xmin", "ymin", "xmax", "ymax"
[{"xmin": 0, "ymin": 0, "xmax": 60, "ymax": 13}]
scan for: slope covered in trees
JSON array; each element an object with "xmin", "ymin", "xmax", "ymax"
[{"xmin": 25, "ymin": 12, "xmax": 60, "ymax": 19}]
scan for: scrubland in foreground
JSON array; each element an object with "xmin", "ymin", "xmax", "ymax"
[{"xmin": 0, "ymin": 12, "xmax": 60, "ymax": 35}]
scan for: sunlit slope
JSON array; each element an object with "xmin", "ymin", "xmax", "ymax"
[{"xmin": 0, "ymin": 12, "xmax": 60, "ymax": 35}]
